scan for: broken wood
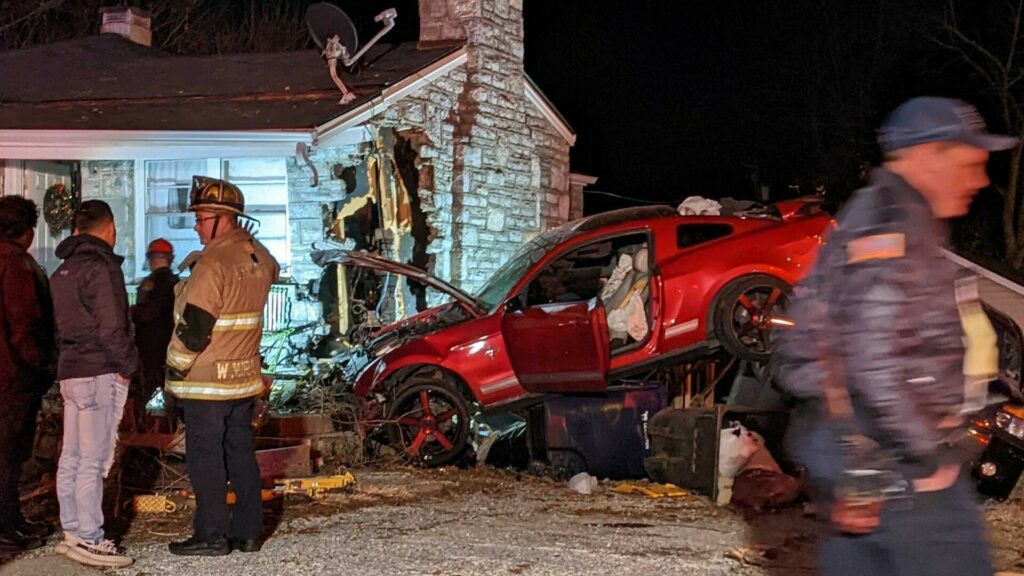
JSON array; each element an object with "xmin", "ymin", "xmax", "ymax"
[{"xmin": 18, "ymin": 482, "xmax": 54, "ymax": 502}]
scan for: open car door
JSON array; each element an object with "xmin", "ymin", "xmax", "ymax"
[{"xmin": 500, "ymin": 298, "xmax": 611, "ymax": 393}]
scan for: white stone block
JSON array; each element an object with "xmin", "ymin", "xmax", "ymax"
[{"xmin": 486, "ymin": 209, "xmax": 506, "ymax": 231}]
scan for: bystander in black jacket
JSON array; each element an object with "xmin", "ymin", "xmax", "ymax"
[
  {"xmin": 130, "ymin": 266, "xmax": 178, "ymax": 425},
  {"xmin": 50, "ymin": 234, "xmax": 137, "ymax": 381}
]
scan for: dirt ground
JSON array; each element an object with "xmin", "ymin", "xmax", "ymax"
[{"xmin": 3, "ymin": 462, "xmax": 1024, "ymax": 576}]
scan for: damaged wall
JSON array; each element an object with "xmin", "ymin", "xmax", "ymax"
[
  {"xmin": 287, "ymin": 144, "xmax": 371, "ymax": 284},
  {"xmin": 376, "ymin": 0, "xmax": 573, "ymax": 292},
  {"xmin": 287, "ymin": 0, "xmax": 573, "ymax": 302}
]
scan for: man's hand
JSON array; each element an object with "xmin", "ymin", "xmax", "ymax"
[
  {"xmin": 115, "ymin": 374, "xmax": 131, "ymax": 386},
  {"xmin": 165, "ymin": 365, "xmax": 188, "ymax": 382}
]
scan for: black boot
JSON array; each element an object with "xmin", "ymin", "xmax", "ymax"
[
  {"xmin": 168, "ymin": 535, "xmax": 230, "ymax": 556},
  {"xmin": 17, "ymin": 518, "xmax": 54, "ymax": 538},
  {"xmin": 0, "ymin": 529, "xmax": 44, "ymax": 553},
  {"xmin": 230, "ymin": 538, "xmax": 261, "ymax": 553}
]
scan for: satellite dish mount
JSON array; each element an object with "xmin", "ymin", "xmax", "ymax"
[{"xmin": 306, "ymin": 3, "xmax": 397, "ymax": 105}]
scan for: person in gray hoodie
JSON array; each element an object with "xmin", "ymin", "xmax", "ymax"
[{"xmin": 49, "ymin": 200, "xmax": 136, "ymax": 568}]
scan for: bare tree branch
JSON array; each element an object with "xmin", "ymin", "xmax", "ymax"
[
  {"xmin": 0, "ymin": 0, "xmax": 63, "ymax": 34},
  {"xmin": 930, "ymin": 34, "xmax": 1000, "ymax": 87}
]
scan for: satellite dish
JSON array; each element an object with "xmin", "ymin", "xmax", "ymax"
[
  {"xmin": 305, "ymin": 3, "xmax": 397, "ymax": 105},
  {"xmin": 306, "ymin": 3, "xmax": 358, "ymax": 54}
]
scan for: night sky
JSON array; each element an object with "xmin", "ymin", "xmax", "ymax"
[{"xmin": 522, "ymin": 1, "xmax": 968, "ymax": 212}]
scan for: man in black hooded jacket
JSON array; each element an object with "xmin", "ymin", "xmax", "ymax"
[{"xmin": 49, "ymin": 200, "xmax": 136, "ymax": 568}]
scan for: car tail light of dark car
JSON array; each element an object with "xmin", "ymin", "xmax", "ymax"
[{"xmin": 995, "ymin": 409, "xmax": 1024, "ymax": 440}]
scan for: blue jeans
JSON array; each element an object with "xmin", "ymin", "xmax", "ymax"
[
  {"xmin": 57, "ymin": 374, "xmax": 128, "ymax": 542},
  {"xmin": 819, "ymin": 476, "xmax": 994, "ymax": 576}
]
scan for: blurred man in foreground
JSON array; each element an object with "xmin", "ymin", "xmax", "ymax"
[{"xmin": 774, "ymin": 96, "xmax": 1017, "ymax": 576}]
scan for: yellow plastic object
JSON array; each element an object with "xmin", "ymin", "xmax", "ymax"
[
  {"xmin": 961, "ymin": 305, "xmax": 998, "ymax": 380},
  {"xmin": 611, "ymin": 482, "xmax": 689, "ymax": 499},
  {"xmin": 133, "ymin": 494, "xmax": 177, "ymax": 514},
  {"xmin": 273, "ymin": 472, "xmax": 357, "ymax": 499}
]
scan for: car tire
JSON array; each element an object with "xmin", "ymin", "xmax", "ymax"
[
  {"xmin": 386, "ymin": 373, "xmax": 472, "ymax": 467},
  {"xmin": 713, "ymin": 274, "xmax": 792, "ymax": 362}
]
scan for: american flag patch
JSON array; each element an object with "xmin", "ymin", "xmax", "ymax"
[
  {"xmin": 846, "ymin": 233, "xmax": 905, "ymax": 263},
  {"xmin": 954, "ymin": 104, "xmax": 986, "ymax": 131}
]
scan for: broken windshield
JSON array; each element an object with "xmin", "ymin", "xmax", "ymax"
[{"xmin": 474, "ymin": 227, "xmax": 576, "ymax": 312}]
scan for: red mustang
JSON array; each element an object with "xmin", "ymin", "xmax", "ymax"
[{"xmin": 314, "ymin": 200, "xmax": 831, "ymax": 465}]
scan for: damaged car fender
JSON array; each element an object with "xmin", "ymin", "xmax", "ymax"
[{"xmin": 354, "ymin": 341, "xmax": 450, "ymax": 398}]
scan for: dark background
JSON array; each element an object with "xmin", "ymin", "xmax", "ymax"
[{"xmin": 0, "ymin": 0, "xmax": 1016, "ymax": 260}]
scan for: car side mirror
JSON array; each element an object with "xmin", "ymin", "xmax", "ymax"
[{"xmin": 504, "ymin": 293, "xmax": 526, "ymax": 313}]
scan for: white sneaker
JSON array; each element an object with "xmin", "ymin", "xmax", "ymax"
[
  {"xmin": 65, "ymin": 538, "xmax": 133, "ymax": 567},
  {"xmin": 54, "ymin": 532, "xmax": 83, "ymax": 555}
]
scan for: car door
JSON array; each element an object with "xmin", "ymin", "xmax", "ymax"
[{"xmin": 500, "ymin": 297, "xmax": 611, "ymax": 393}]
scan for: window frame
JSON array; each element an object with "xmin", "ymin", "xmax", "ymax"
[{"xmin": 135, "ymin": 158, "xmax": 290, "ymax": 280}]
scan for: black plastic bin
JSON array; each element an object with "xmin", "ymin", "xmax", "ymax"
[{"xmin": 526, "ymin": 383, "xmax": 667, "ymax": 479}]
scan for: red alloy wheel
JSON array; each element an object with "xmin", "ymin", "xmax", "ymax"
[{"xmin": 387, "ymin": 378, "xmax": 470, "ymax": 467}]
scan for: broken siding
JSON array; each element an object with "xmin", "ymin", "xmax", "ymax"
[{"xmin": 286, "ymin": 144, "xmax": 371, "ymax": 284}]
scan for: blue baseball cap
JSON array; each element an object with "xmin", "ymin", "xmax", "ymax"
[{"xmin": 878, "ymin": 96, "xmax": 1019, "ymax": 152}]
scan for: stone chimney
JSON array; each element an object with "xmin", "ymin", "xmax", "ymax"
[
  {"xmin": 99, "ymin": 7, "xmax": 152, "ymax": 47},
  {"xmin": 417, "ymin": 0, "xmax": 524, "ymax": 79}
]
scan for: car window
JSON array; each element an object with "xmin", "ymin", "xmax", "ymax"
[
  {"xmin": 525, "ymin": 233, "xmax": 648, "ymax": 308},
  {"xmin": 474, "ymin": 228, "xmax": 574, "ymax": 312},
  {"xmin": 676, "ymin": 224, "xmax": 733, "ymax": 249}
]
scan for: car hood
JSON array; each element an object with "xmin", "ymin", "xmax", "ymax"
[{"xmin": 311, "ymin": 249, "xmax": 485, "ymax": 318}]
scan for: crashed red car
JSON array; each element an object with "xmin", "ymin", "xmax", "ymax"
[{"xmin": 314, "ymin": 200, "xmax": 830, "ymax": 465}]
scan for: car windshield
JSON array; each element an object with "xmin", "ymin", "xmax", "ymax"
[{"xmin": 474, "ymin": 227, "xmax": 575, "ymax": 311}]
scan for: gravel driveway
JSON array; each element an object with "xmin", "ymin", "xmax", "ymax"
[{"xmin": 3, "ymin": 466, "xmax": 1024, "ymax": 576}]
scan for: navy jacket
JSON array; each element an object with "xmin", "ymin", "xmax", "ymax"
[
  {"xmin": 773, "ymin": 168, "xmax": 965, "ymax": 473},
  {"xmin": 132, "ymin": 266, "xmax": 179, "ymax": 384},
  {"xmin": 50, "ymin": 234, "xmax": 138, "ymax": 380}
]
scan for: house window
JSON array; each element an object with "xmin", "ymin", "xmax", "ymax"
[{"xmin": 143, "ymin": 158, "xmax": 289, "ymax": 275}]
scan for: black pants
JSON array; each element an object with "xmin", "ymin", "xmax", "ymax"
[
  {"xmin": 818, "ymin": 476, "xmax": 993, "ymax": 576},
  {"xmin": 0, "ymin": 394, "xmax": 41, "ymax": 533},
  {"xmin": 182, "ymin": 397, "xmax": 262, "ymax": 542},
  {"xmin": 0, "ymin": 460, "xmax": 22, "ymax": 532}
]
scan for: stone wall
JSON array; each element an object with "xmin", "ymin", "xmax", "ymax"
[
  {"xmin": 286, "ymin": 143, "xmax": 369, "ymax": 284},
  {"xmin": 287, "ymin": 0, "xmax": 573, "ymax": 295},
  {"xmin": 401, "ymin": 0, "xmax": 572, "ymax": 291}
]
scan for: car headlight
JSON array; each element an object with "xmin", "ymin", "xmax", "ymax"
[{"xmin": 995, "ymin": 410, "xmax": 1024, "ymax": 440}]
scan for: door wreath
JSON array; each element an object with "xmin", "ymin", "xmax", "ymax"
[{"xmin": 43, "ymin": 182, "xmax": 77, "ymax": 236}]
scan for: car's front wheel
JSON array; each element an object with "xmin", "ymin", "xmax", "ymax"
[
  {"xmin": 713, "ymin": 274, "xmax": 792, "ymax": 362},
  {"xmin": 386, "ymin": 371, "xmax": 472, "ymax": 467}
]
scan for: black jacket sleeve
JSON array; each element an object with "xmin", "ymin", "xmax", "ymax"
[{"xmin": 89, "ymin": 263, "xmax": 139, "ymax": 378}]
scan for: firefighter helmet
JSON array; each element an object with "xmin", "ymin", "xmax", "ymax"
[
  {"xmin": 145, "ymin": 238, "xmax": 174, "ymax": 258},
  {"xmin": 187, "ymin": 176, "xmax": 245, "ymax": 215}
]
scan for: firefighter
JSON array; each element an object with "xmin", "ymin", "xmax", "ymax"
[
  {"xmin": 166, "ymin": 177, "xmax": 279, "ymax": 556},
  {"xmin": 130, "ymin": 238, "xmax": 179, "ymax": 432}
]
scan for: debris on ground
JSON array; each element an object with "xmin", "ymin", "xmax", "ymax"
[
  {"xmin": 611, "ymin": 482, "xmax": 690, "ymax": 499},
  {"xmin": 272, "ymin": 472, "xmax": 357, "ymax": 499},
  {"xmin": 568, "ymin": 472, "xmax": 600, "ymax": 495}
]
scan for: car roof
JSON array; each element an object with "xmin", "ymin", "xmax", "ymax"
[{"xmin": 567, "ymin": 206, "xmax": 680, "ymax": 232}]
